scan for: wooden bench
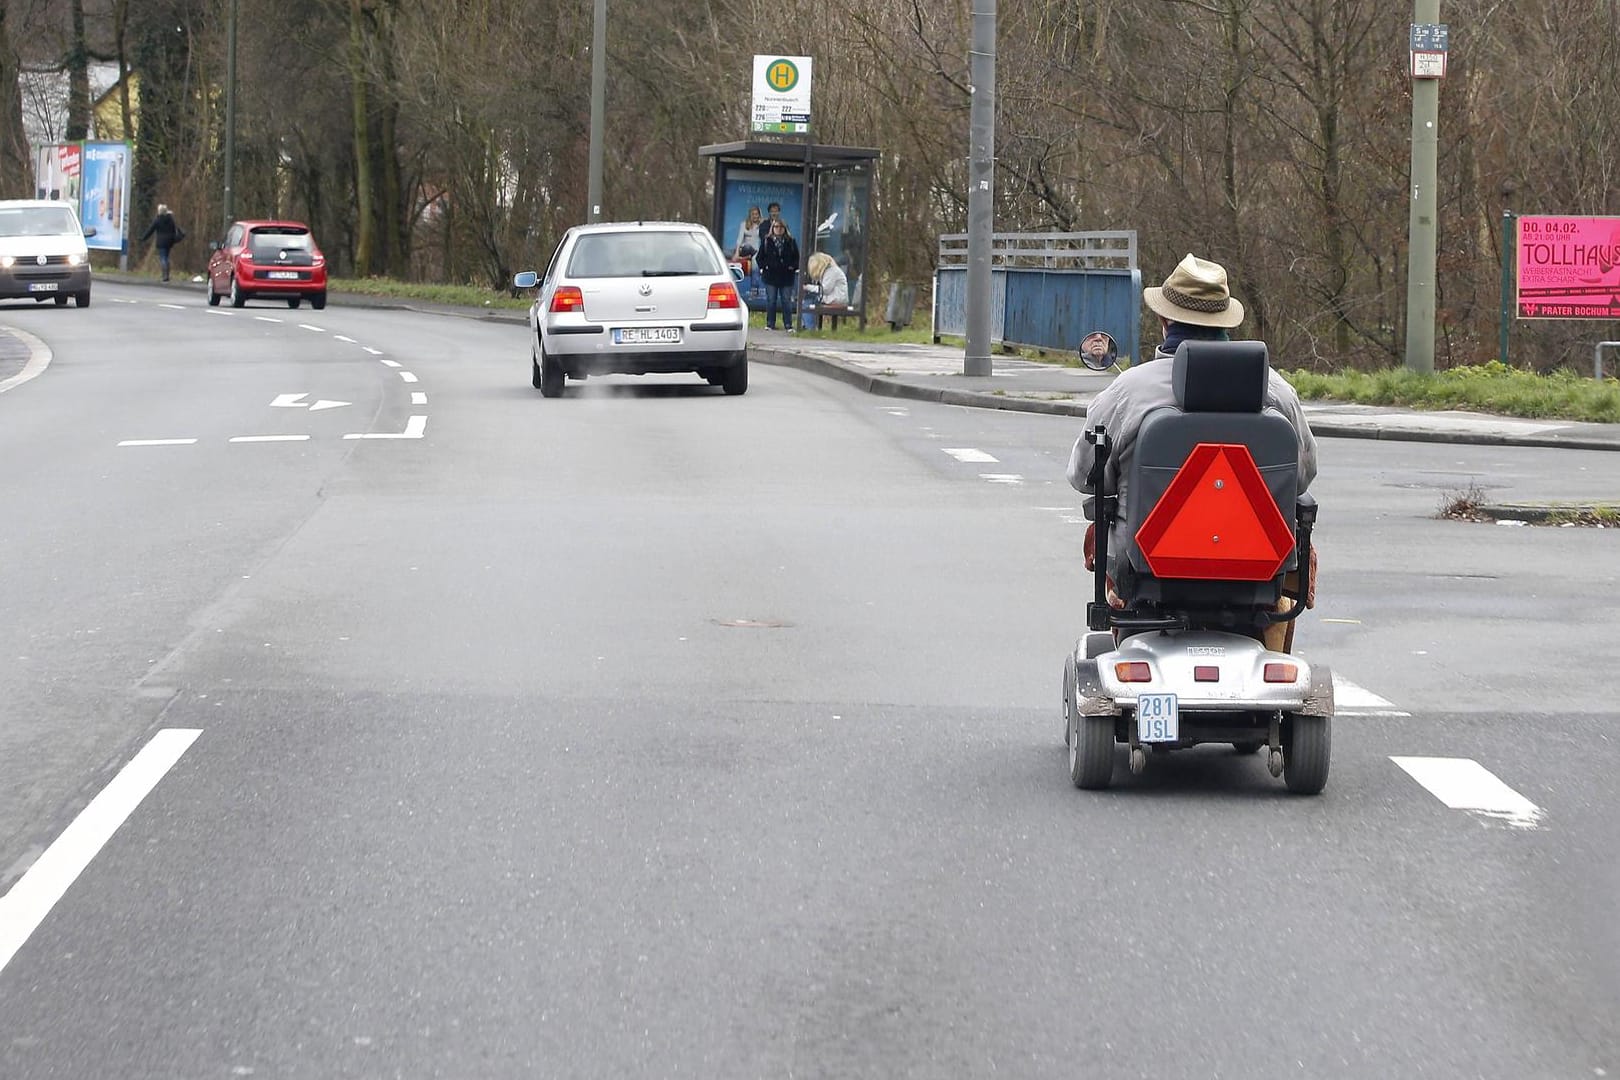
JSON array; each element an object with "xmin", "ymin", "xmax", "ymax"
[{"xmin": 810, "ymin": 304, "xmax": 856, "ymax": 330}]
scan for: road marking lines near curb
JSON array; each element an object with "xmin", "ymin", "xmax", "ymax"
[
  {"xmin": 944, "ymin": 448, "xmax": 998, "ymax": 463},
  {"xmin": 117, "ymin": 438, "xmax": 198, "ymax": 447},
  {"xmin": 1391, "ymin": 756, "xmax": 1544, "ymax": 829},
  {"xmin": 0, "ymin": 729, "xmax": 202, "ymax": 975},
  {"xmin": 344, "ymin": 415, "xmax": 426, "ymax": 440}
]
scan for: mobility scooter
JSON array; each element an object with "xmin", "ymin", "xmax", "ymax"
[{"xmin": 1061, "ymin": 340, "xmax": 1333, "ymax": 793}]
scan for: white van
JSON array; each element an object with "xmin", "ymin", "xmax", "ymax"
[{"xmin": 0, "ymin": 199, "xmax": 94, "ymax": 308}]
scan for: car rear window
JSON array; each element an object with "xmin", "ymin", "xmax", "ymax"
[
  {"xmin": 566, "ymin": 231, "xmax": 721, "ymax": 278},
  {"xmin": 0, "ymin": 206, "xmax": 81, "ymax": 237},
  {"xmin": 249, "ymin": 229, "xmax": 313, "ymax": 256}
]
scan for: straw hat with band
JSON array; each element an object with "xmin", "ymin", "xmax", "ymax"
[{"xmin": 1143, "ymin": 253, "xmax": 1246, "ymax": 329}]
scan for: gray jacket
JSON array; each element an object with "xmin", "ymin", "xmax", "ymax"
[{"xmin": 1066, "ymin": 346, "xmax": 1318, "ymax": 536}]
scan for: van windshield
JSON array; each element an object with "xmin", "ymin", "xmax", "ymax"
[{"xmin": 0, "ymin": 206, "xmax": 81, "ymax": 238}]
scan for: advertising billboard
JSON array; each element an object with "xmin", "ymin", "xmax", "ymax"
[
  {"xmin": 1515, "ymin": 215, "xmax": 1620, "ymax": 320},
  {"xmin": 31, "ymin": 140, "xmax": 130, "ymax": 252}
]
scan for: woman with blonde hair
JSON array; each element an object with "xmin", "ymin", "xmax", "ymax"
[{"xmin": 805, "ymin": 251, "xmax": 849, "ymax": 307}]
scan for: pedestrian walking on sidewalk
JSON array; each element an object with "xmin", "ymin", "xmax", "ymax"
[
  {"xmin": 139, "ymin": 203, "xmax": 186, "ymax": 282},
  {"xmin": 756, "ymin": 218, "xmax": 800, "ymax": 331}
]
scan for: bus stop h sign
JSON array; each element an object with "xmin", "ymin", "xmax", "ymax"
[{"xmin": 752, "ymin": 55, "xmax": 813, "ymax": 135}]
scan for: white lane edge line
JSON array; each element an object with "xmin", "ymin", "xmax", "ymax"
[
  {"xmin": 0, "ymin": 728, "xmax": 202, "ymax": 974},
  {"xmin": 944, "ymin": 447, "xmax": 998, "ymax": 463},
  {"xmin": 117, "ymin": 438, "xmax": 198, "ymax": 447},
  {"xmin": 398, "ymin": 371, "xmax": 418, "ymax": 383},
  {"xmin": 228, "ymin": 435, "xmax": 311, "ymax": 443},
  {"xmin": 1390, "ymin": 756, "xmax": 1544, "ymax": 829},
  {"xmin": 1332, "ymin": 672, "xmax": 1407, "ymax": 715},
  {"xmin": 410, "ymin": 392, "xmax": 427, "ymax": 405},
  {"xmin": 342, "ymin": 415, "xmax": 426, "ymax": 440}
]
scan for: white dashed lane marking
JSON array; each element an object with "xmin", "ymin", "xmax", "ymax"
[
  {"xmin": 944, "ymin": 448, "xmax": 998, "ymax": 463},
  {"xmin": 254, "ymin": 316, "xmax": 281, "ymax": 323},
  {"xmin": 411, "ymin": 392, "xmax": 427, "ymax": 405},
  {"xmin": 229, "ymin": 435, "xmax": 311, "ymax": 443},
  {"xmin": 344, "ymin": 415, "xmax": 426, "ymax": 440},
  {"xmin": 297, "ymin": 324, "xmax": 325, "ymax": 333},
  {"xmin": 0, "ymin": 729, "xmax": 202, "ymax": 973},
  {"xmin": 979, "ymin": 473, "xmax": 1024, "ymax": 485},
  {"xmin": 1391, "ymin": 756, "xmax": 1544, "ymax": 829},
  {"xmin": 1333, "ymin": 673, "xmax": 1410, "ymax": 716},
  {"xmin": 117, "ymin": 438, "xmax": 197, "ymax": 447},
  {"xmin": 379, "ymin": 359, "xmax": 401, "ymax": 368},
  {"xmin": 398, "ymin": 371, "xmax": 418, "ymax": 383}
]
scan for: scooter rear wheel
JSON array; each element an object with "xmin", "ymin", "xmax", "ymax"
[{"xmin": 1282, "ymin": 713, "xmax": 1331, "ymax": 794}]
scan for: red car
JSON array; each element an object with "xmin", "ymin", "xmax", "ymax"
[{"xmin": 206, "ymin": 220, "xmax": 328, "ymax": 309}]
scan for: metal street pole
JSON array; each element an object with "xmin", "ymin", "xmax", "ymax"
[
  {"xmin": 586, "ymin": 0, "xmax": 606, "ymax": 223},
  {"xmin": 223, "ymin": 0, "xmax": 237, "ymax": 229},
  {"xmin": 964, "ymin": 0, "xmax": 996, "ymax": 376},
  {"xmin": 1403, "ymin": 0, "xmax": 1440, "ymax": 374}
]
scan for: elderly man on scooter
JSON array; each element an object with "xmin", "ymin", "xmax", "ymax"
[{"xmin": 1066, "ymin": 253, "xmax": 1319, "ymax": 651}]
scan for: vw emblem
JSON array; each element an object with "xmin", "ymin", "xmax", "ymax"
[
  {"xmin": 638, "ymin": 283, "xmax": 652, "ymax": 296},
  {"xmin": 278, "ymin": 250, "xmax": 288, "ymax": 261},
  {"xmin": 36, "ymin": 254, "xmax": 46, "ymax": 265}
]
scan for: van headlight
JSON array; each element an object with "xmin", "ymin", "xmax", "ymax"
[
  {"xmin": 0, "ymin": 255, "xmax": 14, "ymax": 268},
  {"xmin": 67, "ymin": 253, "xmax": 84, "ymax": 266}
]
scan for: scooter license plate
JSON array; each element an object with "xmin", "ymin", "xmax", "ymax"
[{"xmin": 1136, "ymin": 694, "xmax": 1179, "ymax": 743}]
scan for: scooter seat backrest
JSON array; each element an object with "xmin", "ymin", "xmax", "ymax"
[{"xmin": 1118, "ymin": 341, "xmax": 1299, "ymax": 607}]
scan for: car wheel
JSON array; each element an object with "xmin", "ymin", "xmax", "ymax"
[
  {"xmin": 310, "ymin": 291, "xmax": 327, "ymax": 311},
  {"xmin": 538, "ymin": 346, "xmax": 564, "ymax": 398},
  {"xmin": 75, "ymin": 290, "xmax": 90, "ymax": 308},
  {"xmin": 721, "ymin": 356, "xmax": 748, "ymax": 396},
  {"xmin": 699, "ymin": 367, "xmax": 724, "ymax": 386},
  {"xmin": 287, "ymin": 296, "xmax": 300, "ymax": 309},
  {"xmin": 206, "ymin": 276, "xmax": 221, "ymax": 306},
  {"xmin": 53, "ymin": 295, "xmax": 68, "ymax": 306},
  {"xmin": 229, "ymin": 276, "xmax": 246, "ymax": 308}
]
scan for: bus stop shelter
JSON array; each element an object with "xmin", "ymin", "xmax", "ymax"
[{"xmin": 699, "ymin": 140, "xmax": 878, "ymax": 328}]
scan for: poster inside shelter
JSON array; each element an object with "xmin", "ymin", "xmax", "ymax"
[{"xmin": 1516, "ymin": 215, "xmax": 1620, "ymax": 320}]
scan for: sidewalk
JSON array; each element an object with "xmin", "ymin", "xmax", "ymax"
[{"xmin": 748, "ymin": 327, "xmax": 1620, "ymax": 453}]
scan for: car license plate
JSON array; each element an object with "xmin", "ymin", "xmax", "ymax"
[
  {"xmin": 267, "ymin": 271, "xmax": 299, "ymax": 280},
  {"xmin": 1136, "ymin": 693, "xmax": 1179, "ymax": 743},
  {"xmin": 614, "ymin": 326, "xmax": 681, "ymax": 345},
  {"xmin": 28, "ymin": 282, "xmax": 58, "ymax": 292}
]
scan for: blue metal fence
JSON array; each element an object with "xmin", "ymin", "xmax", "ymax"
[{"xmin": 932, "ymin": 231, "xmax": 1141, "ymax": 363}]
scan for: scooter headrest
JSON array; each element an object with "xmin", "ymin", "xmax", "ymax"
[{"xmin": 1172, "ymin": 340, "xmax": 1270, "ymax": 413}]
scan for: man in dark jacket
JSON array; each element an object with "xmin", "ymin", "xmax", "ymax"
[
  {"xmin": 138, "ymin": 203, "xmax": 186, "ymax": 281},
  {"xmin": 754, "ymin": 219, "xmax": 800, "ymax": 331}
]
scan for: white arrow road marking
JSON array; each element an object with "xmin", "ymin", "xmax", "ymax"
[
  {"xmin": 117, "ymin": 438, "xmax": 196, "ymax": 447},
  {"xmin": 270, "ymin": 394, "xmax": 351, "ymax": 411},
  {"xmin": 0, "ymin": 729, "xmax": 202, "ymax": 973},
  {"xmin": 944, "ymin": 448, "xmax": 998, "ymax": 463},
  {"xmin": 1390, "ymin": 757, "xmax": 1544, "ymax": 829},
  {"xmin": 344, "ymin": 415, "xmax": 426, "ymax": 440}
]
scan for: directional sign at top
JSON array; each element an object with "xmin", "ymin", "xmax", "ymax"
[
  {"xmin": 1134, "ymin": 443, "xmax": 1295, "ymax": 582},
  {"xmin": 1410, "ymin": 23, "xmax": 1449, "ymax": 51}
]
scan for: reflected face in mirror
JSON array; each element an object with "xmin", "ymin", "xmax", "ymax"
[{"xmin": 1081, "ymin": 331, "xmax": 1117, "ymax": 363}]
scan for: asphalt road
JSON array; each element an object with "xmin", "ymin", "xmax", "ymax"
[{"xmin": 1, "ymin": 283, "xmax": 1616, "ymax": 1079}]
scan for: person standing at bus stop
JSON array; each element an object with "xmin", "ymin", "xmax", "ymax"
[
  {"xmin": 139, "ymin": 203, "xmax": 186, "ymax": 282},
  {"xmin": 756, "ymin": 217, "xmax": 800, "ymax": 331}
]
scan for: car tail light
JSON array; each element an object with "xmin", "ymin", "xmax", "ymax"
[
  {"xmin": 550, "ymin": 285, "xmax": 585, "ymax": 314},
  {"xmin": 1264, "ymin": 662, "xmax": 1299, "ymax": 683},
  {"xmin": 707, "ymin": 282, "xmax": 741, "ymax": 309},
  {"xmin": 1114, "ymin": 662, "xmax": 1152, "ymax": 683},
  {"xmin": 1193, "ymin": 665, "xmax": 1220, "ymax": 682}
]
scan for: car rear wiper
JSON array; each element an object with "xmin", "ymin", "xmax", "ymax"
[{"xmin": 641, "ymin": 270, "xmax": 692, "ymax": 276}]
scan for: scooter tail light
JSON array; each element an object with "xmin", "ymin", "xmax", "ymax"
[
  {"xmin": 1193, "ymin": 666, "xmax": 1220, "ymax": 682},
  {"xmin": 1114, "ymin": 662, "xmax": 1152, "ymax": 683},
  {"xmin": 1264, "ymin": 662, "xmax": 1299, "ymax": 683},
  {"xmin": 549, "ymin": 286, "xmax": 585, "ymax": 314},
  {"xmin": 707, "ymin": 282, "xmax": 740, "ymax": 309}
]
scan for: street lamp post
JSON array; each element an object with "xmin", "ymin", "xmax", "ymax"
[
  {"xmin": 586, "ymin": 0, "xmax": 605, "ymax": 222},
  {"xmin": 223, "ymin": 0, "xmax": 237, "ymax": 229},
  {"xmin": 964, "ymin": 0, "xmax": 996, "ymax": 376}
]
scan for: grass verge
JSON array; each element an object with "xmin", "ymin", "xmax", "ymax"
[{"xmin": 1283, "ymin": 361, "xmax": 1620, "ymax": 423}]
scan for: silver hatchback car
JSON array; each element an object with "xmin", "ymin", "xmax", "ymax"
[{"xmin": 513, "ymin": 221, "xmax": 750, "ymax": 397}]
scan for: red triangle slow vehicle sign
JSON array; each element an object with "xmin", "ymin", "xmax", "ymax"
[{"xmin": 1134, "ymin": 443, "xmax": 1294, "ymax": 581}]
